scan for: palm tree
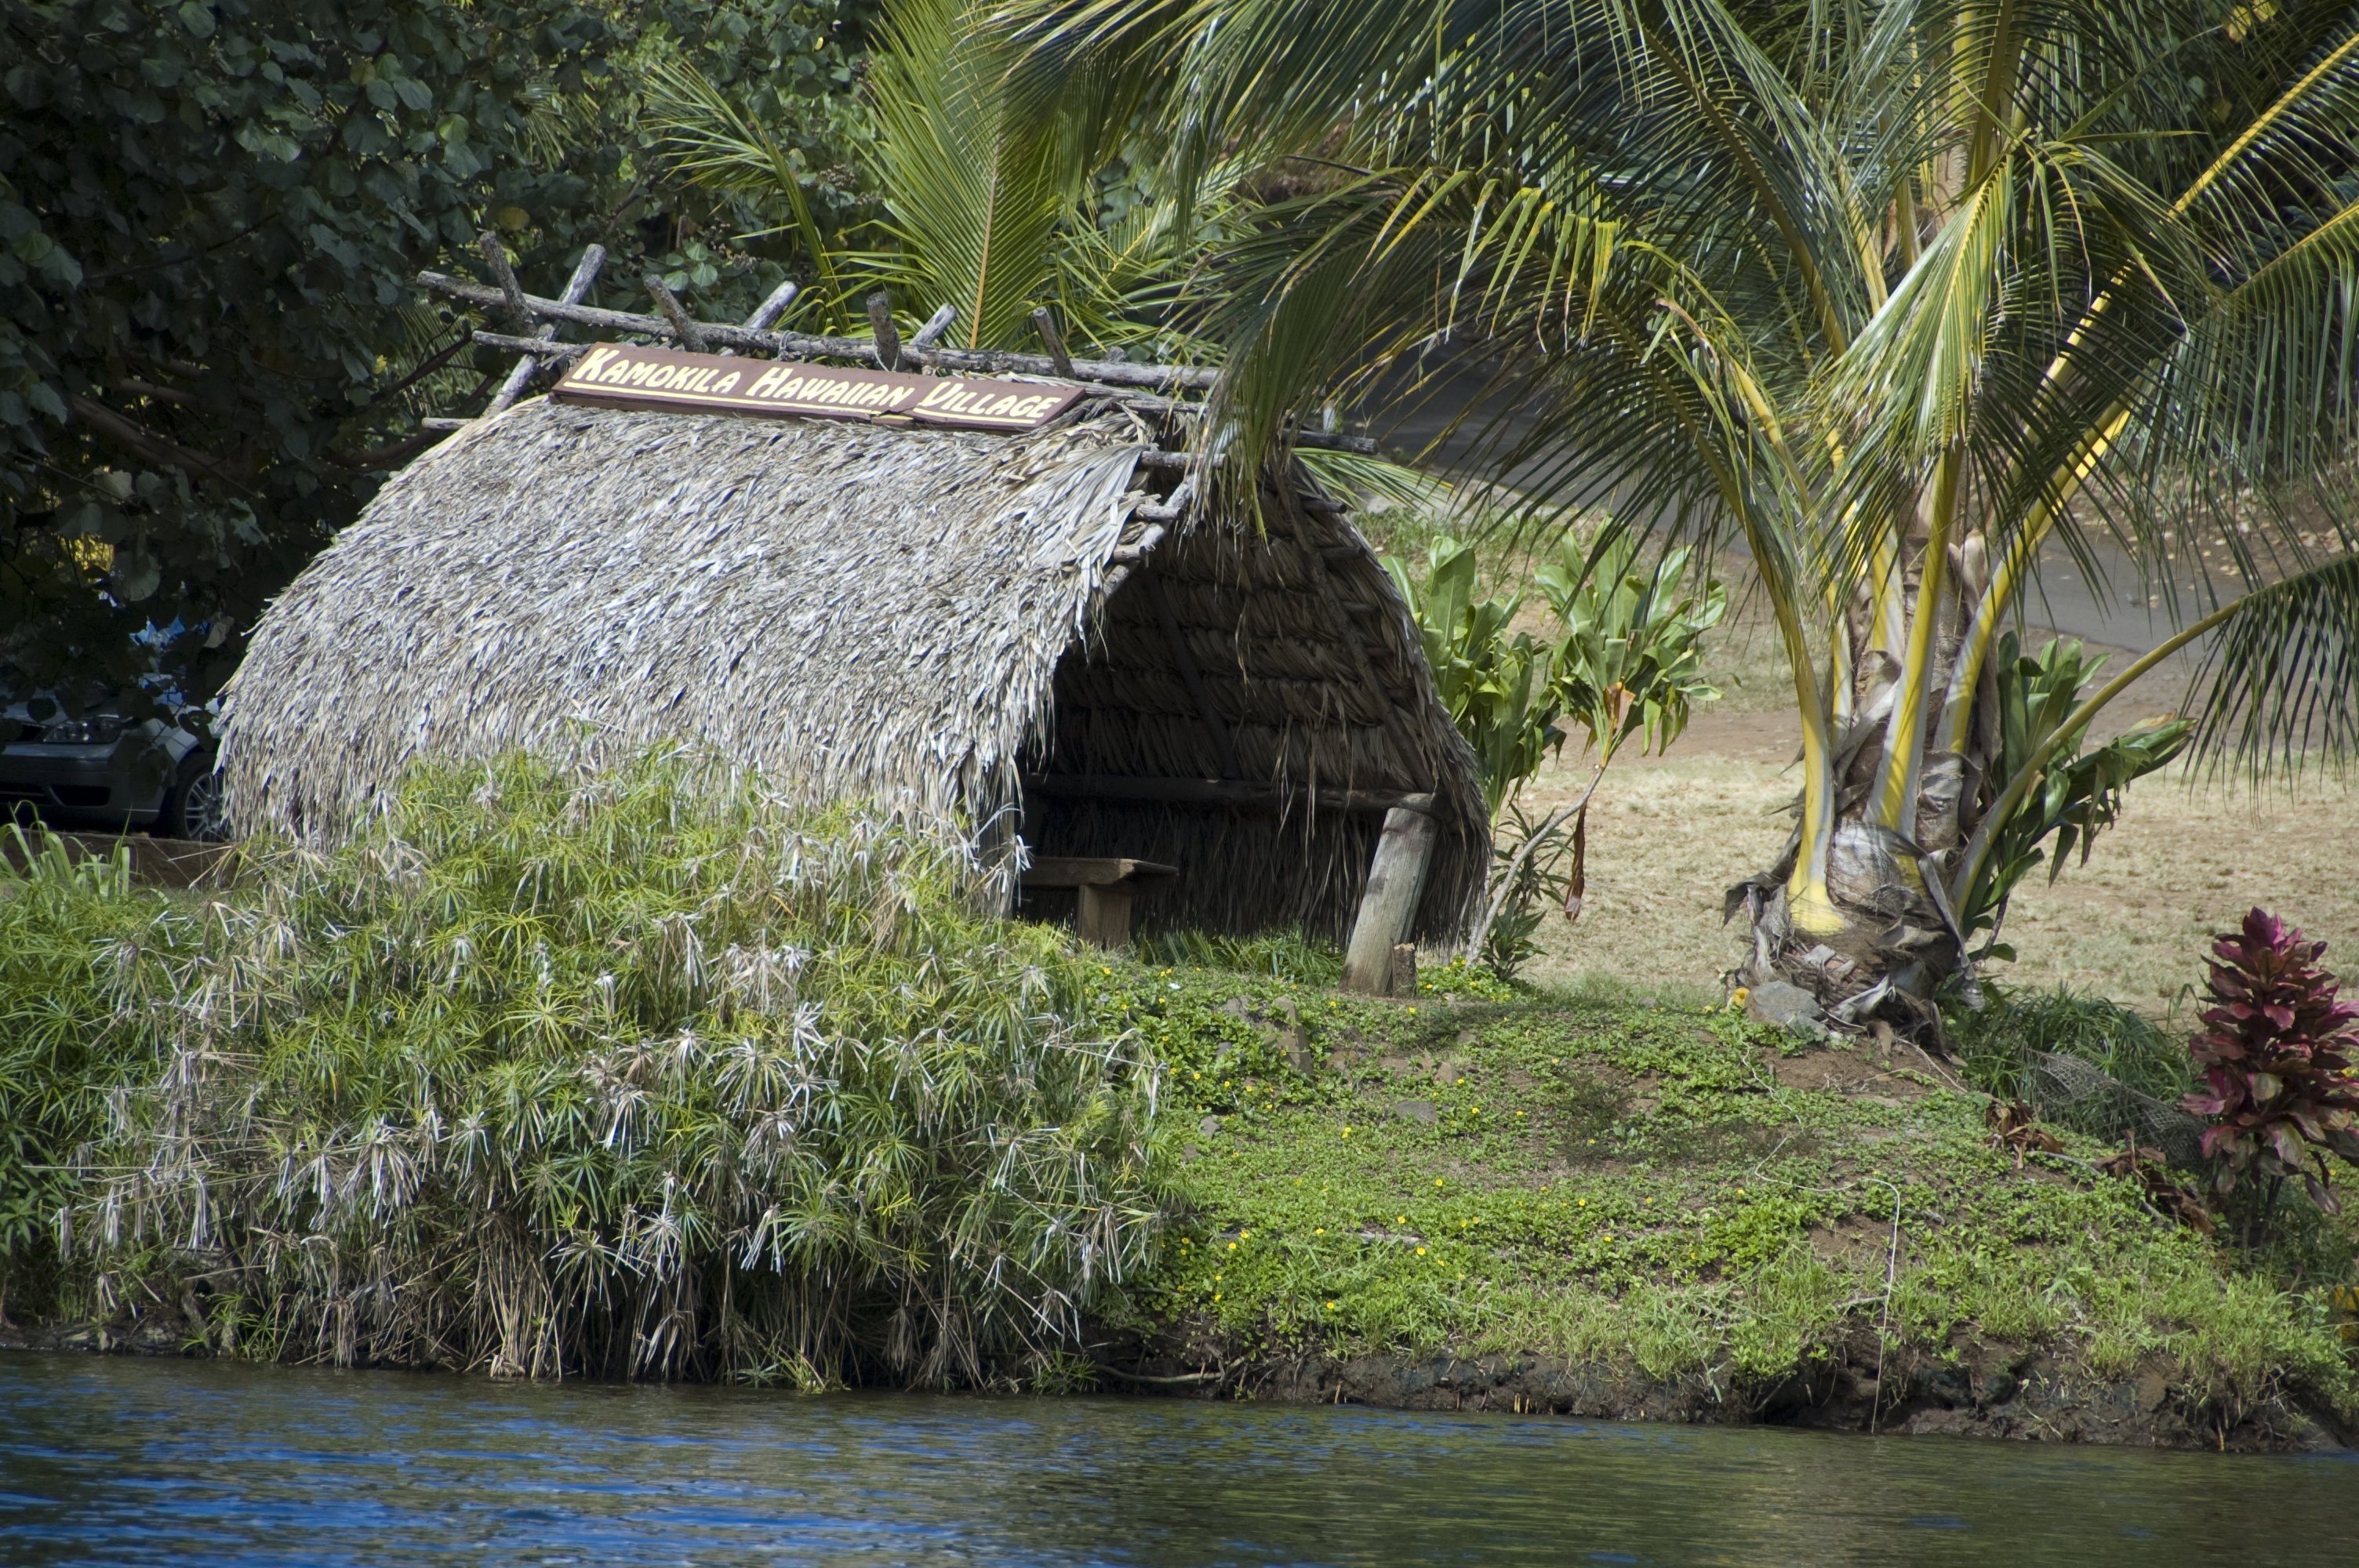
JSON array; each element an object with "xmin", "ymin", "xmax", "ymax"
[
  {"xmin": 1025, "ymin": 0, "xmax": 2359, "ymax": 1028},
  {"xmin": 645, "ymin": 0, "xmax": 1241, "ymax": 356}
]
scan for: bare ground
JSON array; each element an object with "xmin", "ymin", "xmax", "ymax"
[{"xmin": 1510, "ymin": 632, "xmax": 2359, "ymax": 1012}]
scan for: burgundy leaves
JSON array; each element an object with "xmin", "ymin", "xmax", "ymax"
[{"xmin": 2183, "ymin": 908, "xmax": 2359, "ymax": 1223}]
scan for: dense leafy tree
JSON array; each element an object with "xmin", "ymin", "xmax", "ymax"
[{"xmin": 0, "ymin": 0, "xmax": 874, "ymax": 711}]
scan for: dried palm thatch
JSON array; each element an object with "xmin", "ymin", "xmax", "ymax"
[{"xmin": 222, "ymin": 394, "xmax": 1487, "ymax": 941}]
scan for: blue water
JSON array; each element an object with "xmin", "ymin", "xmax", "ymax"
[{"xmin": 1, "ymin": 1354, "xmax": 2353, "ymax": 1566}]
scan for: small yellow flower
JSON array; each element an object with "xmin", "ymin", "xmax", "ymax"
[
  {"xmin": 1416, "ymin": 1247, "xmax": 1427, "ymax": 1255},
  {"xmin": 1602, "ymin": 1233, "xmax": 1613, "ymax": 1243},
  {"xmin": 1397, "ymin": 1214, "xmax": 1407, "ymax": 1223},
  {"xmin": 1578, "ymin": 1198, "xmax": 1587, "ymax": 1206},
  {"xmin": 1325, "ymin": 1301, "xmax": 1337, "ymax": 1309},
  {"xmin": 1214, "ymin": 1292, "xmax": 1222, "ymax": 1301},
  {"xmin": 1315, "ymin": 1227, "xmax": 1325, "ymax": 1234},
  {"xmin": 1434, "ymin": 1178, "xmax": 1445, "ymax": 1186},
  {"xmin": 1227, "ymin": 1242, "xmax": 1237, "ymax": 1250}
]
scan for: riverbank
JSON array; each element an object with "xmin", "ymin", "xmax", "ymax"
[
  {"xmin": 1077, "ymin": 953, "xmax": 2359, "ymax": 1452},
  {"xmin": 5, "ymin": 753, "xmax": 2357, "ymax": 1452}
]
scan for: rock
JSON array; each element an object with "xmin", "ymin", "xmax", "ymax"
[
  {"xmin": 1199, "ymin": 1115, "xmax": 1222, "ymax": 1137},
  {"xmin": 1394, "ymin": 1100, "xmax": 1438, "ymax": 1124},
  {"xmin": 1746, "ymin": 981, "xmax": 1823, "ymax": 1029}
]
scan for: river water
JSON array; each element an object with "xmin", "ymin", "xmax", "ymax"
[{"xmin": 2, "ymin": 1355, "xmax": 2351, "ymax": 1566}]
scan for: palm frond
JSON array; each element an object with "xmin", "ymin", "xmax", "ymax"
[{"xmin": 2186, "ymin": 552, "xmax": 2359, "ymax": 782}]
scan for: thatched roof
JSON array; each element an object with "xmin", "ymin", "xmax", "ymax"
[{"xmin": 223, "ymin": 395, "xmax": 1489, "ymax": 941}]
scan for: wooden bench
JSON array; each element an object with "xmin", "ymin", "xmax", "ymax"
[{"xmin": 1020, "ymin": 856, "xmax": 1177, "ymax": 949}]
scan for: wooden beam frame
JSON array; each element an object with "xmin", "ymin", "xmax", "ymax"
[{"xmin": 1023, "ymin": 774, "xmax": 1434, "ymax": 816}]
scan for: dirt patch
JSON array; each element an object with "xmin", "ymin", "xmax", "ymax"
[{"xmin": 1505, "ymin": 644, "xmax": 2358, "ymax": 1014}]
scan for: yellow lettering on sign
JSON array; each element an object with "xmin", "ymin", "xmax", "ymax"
[
  {"xmin": 576, "ymin": 346, "xmax": 619, "ymax": 382},
  {"xmin": 749, "ymin": 365, "xmax": 793, "ymax": 398},
  {"xmin": 713, "ymin": 371, "xmax": 741, "ymax": 395},
  {"xmin": 623, "ymin": 360, "xmax": 658, "ymax": 387}
]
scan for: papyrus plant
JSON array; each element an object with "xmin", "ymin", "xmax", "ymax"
[{"xmin": 74, "ymin": 746, "xmax": 1166, "ymax": 1385}]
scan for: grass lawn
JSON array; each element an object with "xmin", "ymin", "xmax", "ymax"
[{"xmin": 1085, "ymin": 944, "xmax": 2359, "ymax": 1440}]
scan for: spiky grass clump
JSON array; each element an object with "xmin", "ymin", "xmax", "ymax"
[
  {"xmin": 0, "ymin": 828, "xmax": 194, "ymax": 1312},
  {"xmin": 1953, "ymin": 984, "xmax": 2191, "ymax": 1109},
  {"xmin": 78, "ymin": 748, "xmax": 1166, "ymax": 1386}
]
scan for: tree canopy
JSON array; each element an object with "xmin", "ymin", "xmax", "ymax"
[{"xmin": 1, "ymin": 0, "xmax": 874, "ymax": 710}]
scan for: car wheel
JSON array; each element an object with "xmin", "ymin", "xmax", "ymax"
[{"xmin": 159, "ymin": 749, "xmax": 230, "ymax": 842}]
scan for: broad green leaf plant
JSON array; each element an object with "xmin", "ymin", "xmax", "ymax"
[{"xmin": 1385, "ymin": 530, "xmax": 1722, "ymax": 974}]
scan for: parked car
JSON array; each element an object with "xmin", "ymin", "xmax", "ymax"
[{"xmin": 0, "ymin": 692, "xmax": 226, "ymax": 840}]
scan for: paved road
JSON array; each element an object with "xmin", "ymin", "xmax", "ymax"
[{"xmin": 1366, "ymin": 367, "xmax": 2195, "ymax": 657}]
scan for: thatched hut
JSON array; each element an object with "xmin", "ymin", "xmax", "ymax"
[{"xmin": 222, "ymin": 394, "xmax": 1488, "ymax": 944}]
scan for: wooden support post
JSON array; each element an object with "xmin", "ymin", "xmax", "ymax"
[
  {"xmin": 643, "ymin": 276, "xmax": 710, "ymax": 354},
  {"xmin": 716, "ymin": 278, "xmax": 800, "ymax": 358},
  {"xmin": 485, "ymin": 244, "xmax": 606, "ymax": 416},
  {"xmin": 867, "ymin": 292, "xmax": 902, "ymax": 372},
  {"xmin": 1390, "ymin": 942, "xmax": 1418, "ymax": 997},
  {"xmin": 910, "ymin": 303, "xmax": 958, "ymax": 348},
  {"xmin": 478, "ymin": 231, "xmax": 532, "ymax": 330},
  {"xmin": 1077, "ymin": 882, "xmax": 1137, "ymax": 949},
  {"xmin": 744, "ymin": 278, "xmax": 800, "ymax": 331},
  {"xmin": 1031, "ymin": 306, "xmax": 1074, "ymax": 377},
  {"xmin": 1343, "ymin": 806, "xmax": 1439, "ymax": 993}
]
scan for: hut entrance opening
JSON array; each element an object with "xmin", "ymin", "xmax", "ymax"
[{"xmin": 1015, "ymin": 486, "xmax": 1454, "ymax": 952}]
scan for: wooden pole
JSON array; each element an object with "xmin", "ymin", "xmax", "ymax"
[
  {"xmin": 477, "ymin": 232, "xmax": 532, "ymax": 331},
  {"xmin": 1022, "ymin": 775, "xmax": 1434, "ymax": 816},
  {"xmin": 911, "ymin": 303, "xmax": 958, "ymax": 347},
  {"xmin": 1343, "ymin": 806, "xmax": 1439, "ymax": 993},
  {"xmin": 867, "ymin": 292, "xmax": 902, "ymax": 372},
  {"xmin": 1031, "ymin": 306, "xmax": 1075, "ymax": 377},
  {"xmin": 643, "ymin": 276, "xmax": 710, "ymax": 354},
  {"xmin": 485, "ymin": 245, "xmax": 606, "ymax": 416},
  {"xmin": 418, "ymin": 270, "xmax": 1238, "ymax": 393}
]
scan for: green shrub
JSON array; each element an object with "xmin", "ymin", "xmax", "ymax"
[
  {"xmin": 0, "ymin": 827, "xmax": 189, "ymax": 1312},
  {"xmin": 76, "ymin": 749, "xmax": 1166, "ymax": 1386}
]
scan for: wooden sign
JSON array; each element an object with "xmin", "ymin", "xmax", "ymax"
[{"xmin": 552, "ymin": 343, "xmax": 1084, "ymax": 432}]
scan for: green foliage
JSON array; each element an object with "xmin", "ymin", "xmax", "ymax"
[
  {"xmin": 1951, "ymin": 984, "xmax": 2193, "ymax": 1114},
  {"xmin": 1960, "ymin": 635, "xmax": 2193, "ymax": 956},
  {"xmin": 1532, "ymin": 532, "xmax": 1725, "ymax": 765},
  {"xmin": 75, "ymin": 747, "xmax": 1165, "ymax": 1385},
  {"xmin": 649, "ymin": 0, "xmax": 1232, "ymax": 354},
  {"xmin": 1386, "ymin": 528, "xmax": 1721, "ymax": 975},
  {"xmin": 1110, "ymin": 980, "xmax": 2357, "ymax": 1413},
  {"xmin": 1, "ymin": 0, "xmax": 875, "ymax": 703},
  {"xmin": 0, "ymin": 826, "xmax": 188, "ymax": 1303},
  {"xmin": 1383, "ymin": 535, "xmax": 1557, "ymax": 817},
  {"xmin": 0, "ymin": 0, "xmax": 612, "ymax": 699}
]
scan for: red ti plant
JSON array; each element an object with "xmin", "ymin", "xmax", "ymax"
[{"xmin": 2183, "ymin": 908, "xmax": 2359, "ymax": 1247}]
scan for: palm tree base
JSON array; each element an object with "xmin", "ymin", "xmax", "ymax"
[{"xmin": 1728, "ymin": 821, "xmax": 1975, "ymax": 1040}]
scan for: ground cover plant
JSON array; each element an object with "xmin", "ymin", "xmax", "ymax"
[
  {"xmin": 55, "ymin": 747, "xmax": 1165, "ymax": 1387},
  {"xmin": 1081, "ymin": 947, "xmax": 2359, "ymax": 1436}
]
